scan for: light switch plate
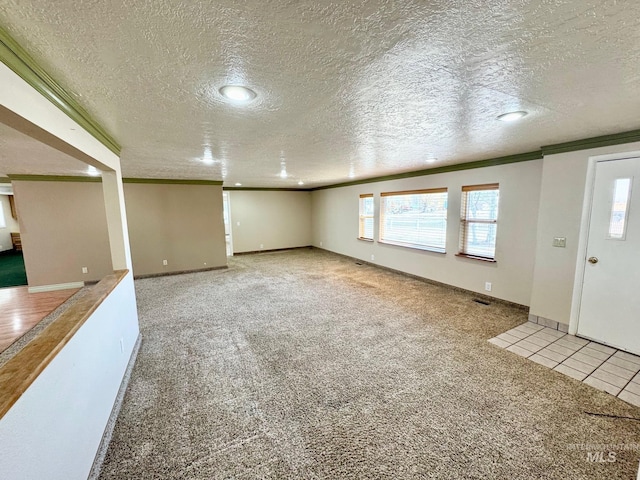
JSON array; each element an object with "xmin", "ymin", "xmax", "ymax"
[{"xmin": 553, "ymin": 237, "xmax": 566, "ymax": 248}]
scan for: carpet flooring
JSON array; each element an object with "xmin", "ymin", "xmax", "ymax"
[
  {"xmin": 99, "ymin": 248, "xmax": 640, "ymax": 479},
  {"xmin": 0, "ymin": 250, "xmax": 27, "ymax": 288}
]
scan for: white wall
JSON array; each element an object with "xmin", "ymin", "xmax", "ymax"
[
  {"xmin": 0, "ymin": 59, "xmax": 139, "ymax": 479},
  {"xmin": 0, "ymin": 194, "xmax": 20, "ymax": 252},
  {"xmin": 0, "ymin": 274, "xmax": 139, "ymax": 480},
  {"xmin": 229, "ymin": 190, "xmax": 312, "ymax": 253},
  {"xmin": 529, "ymin": 141, "xmax": 640, "ymax": 326},
  {"xmin": 312, "ymin": 160, "xmax": 543, "ymax": 306}
]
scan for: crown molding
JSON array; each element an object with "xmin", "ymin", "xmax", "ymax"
[
  {"xmin": 0, "ymin": 26, "xmax": 121, "ymax": 155},
  {"xmin": 8, "ymin": 174, "xmax": 101, "ymax": 182},
  {"xmin": 223, "ymin": 187, "xmax": 310, "ymax": 192},
  {"xmin": 123, "ymin": 178, "xmax": 223, "ymax": 185},
  {"xmin": 312, "ymin": 151, "xmax": 542, "ymax": 190},
  {"xmin": 541, "ymin": 129, "xmax": 640, "ymax": 156}
]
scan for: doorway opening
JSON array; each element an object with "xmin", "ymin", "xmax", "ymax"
[
  {"xmin": 0, "ymin": 191, "xmax": 26, "ymax": 288},
  {"xmin": 223, "ymin": 191, "xmax": 233, "ymax": 256}
]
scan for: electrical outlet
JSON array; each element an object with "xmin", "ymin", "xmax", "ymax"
[
  {"xmin": 162, "ymin": 259, "xmax": 168, "ymax": 266},
  {"xmin": 236, "ymin": 221, "xmax": 240, "ymax": 226},
  {"xmin": 260, "ymin": 244, "xmax": 264, "ymax": 249},
  {"xmin": 82, "ymin": 267, "xmax": 88, "ymax": 274},
  {"xmin": 371, "ymin": 254, "xmax": 375, "ymax": 261},
  {"xmin": 485, "ymin": 282, "xmax": 492, "ymax": 292},
  {"xmin": 320, "ymin": 241, "xmax": 323, "ymax": 247},
  {"xmin": 204, "ymin": 262, "xmax": 207, "ymax": 266}
]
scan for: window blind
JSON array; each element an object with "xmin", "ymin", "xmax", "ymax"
[
  {"xmin": 380, "ymin": 188, "xmax": 447, "ymax": 252},
  {"xmin": 459, "ymin": 184, "xmax": 499, "ymax": 259},
  {"xmin": 358, "ymin": 194, "xmax": 374, "ymax": 240}
]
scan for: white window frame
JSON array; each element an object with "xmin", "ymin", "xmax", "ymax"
[
  {"xmin": 458, "ymin": 183, "xmax": 499, "ymax": 261},
  {"xmin": 358, "ymin": 194, "xmax": 374, "ymax": 241},
  {"xmin": 379, "ymin": 188, "xmax": 448, "ymax": 253},
  {"xmin": 0, "ymin": 200, "xmax": 6, "ymax": 229}
]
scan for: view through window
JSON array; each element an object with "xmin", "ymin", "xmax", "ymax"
[
  {"xmin": 358, "ymin": 194, "xmax": 374, "ymax": 240},
  {"xmin": 380, "ymin": 189, "xmax": 448, "ymax": 252},
  {"xmin": 459, "ymin": 184, "xmax": 499, "ymax": 260}
]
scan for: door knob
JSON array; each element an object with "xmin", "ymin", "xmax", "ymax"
[{"xmin": 588, "ymin": 256, "xmax": 599, "ymax": 264}]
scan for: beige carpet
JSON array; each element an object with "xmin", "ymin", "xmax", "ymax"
[{"xmin": 98, "ymin": 248, "xmax": 640, "ymax": 479}]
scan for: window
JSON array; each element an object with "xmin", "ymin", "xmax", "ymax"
[
  {"xmin": 380, "ymin": 189, "xmax": 448, "ymax": 253},
  {"xmin": 608, "ymin": 178, "xmax": 632, "ymax": 240},
  {"xmin": 459, "ymin": 184, "xmax": 499, "ymax": 260},
  {"xmin": 358, "ymin": 194, "xmax": 374, "ymax": 240}
]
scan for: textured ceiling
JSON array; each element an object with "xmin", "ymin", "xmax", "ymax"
[{"xmin": 1, "ymin": 0, "xmax": 640, "ymax": 187}]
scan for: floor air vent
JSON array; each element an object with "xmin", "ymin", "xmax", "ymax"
[{"xmin": 473, "ymin": 299, "xmax": 490, "ymax": 305}]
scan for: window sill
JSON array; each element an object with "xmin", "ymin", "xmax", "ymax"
[
  {"xmin": 379, "ymin": 240, "xmax": 445, "ymax": 254},
  {"xmin": 455, "ymin": 253, "xmax": 496, "ymax": 263},
  {"xmin": 357, "ymin": 237, "xmax": 374, "ymax": 242}
]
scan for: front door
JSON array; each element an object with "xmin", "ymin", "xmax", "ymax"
[{"xmin": 577, "ymin": 156, "xmax": 640, "ymax": 355}]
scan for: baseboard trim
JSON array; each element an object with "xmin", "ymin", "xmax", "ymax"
[
  {"xmin": 234, "ymin": 246, "xmax": 313, "ymax": 256},
  {"xmin": 27, "ymin": 281, "xmax": 84, "ymax": 293},
  {"xmin": 312, "ymin": 246, "xmax": 528, "ymax": 312},
  {"xmin": 88, "ymin": 334, "xmax": 142, "ymax": 480},
  {"xmin": 134, "ymin": 265, "xmax": 227, "ymax": 279}
]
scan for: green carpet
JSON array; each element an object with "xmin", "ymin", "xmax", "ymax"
[{"xmin": 0, "ymin": 250, "xmax": 27, "ymax": 288}]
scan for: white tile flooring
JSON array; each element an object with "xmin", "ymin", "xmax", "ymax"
[{"xmin": 489, "ymin": 322, "xmax": 640, "ymax": 408}]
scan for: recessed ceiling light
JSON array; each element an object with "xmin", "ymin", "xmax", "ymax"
[
  {"xmin": 87, "ymin": 165, "xmax": 100, "ymax": 176},
  {"xmin": 298, "ymin": 181, "xmax": 304, "ymax": 186},
  {"xmin": 497, "ymin": 111, "xmax": 528, "ymax": 122},
  {"xmin": 219, "ymin": 85, "xmax": 257, "ymax": 104},
  {"xmin": 235, "ymin": 183, "xmax": 242, "ymax": 186}
]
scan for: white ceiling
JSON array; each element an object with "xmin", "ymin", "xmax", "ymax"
[{"xmin": 0, "ymin": 0, "xmax": 639, "ymax": 188}]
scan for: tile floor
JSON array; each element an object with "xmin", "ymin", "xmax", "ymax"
[{"xmin": 489, "ymin": 322, "xmax": 640, "ymax": 408}]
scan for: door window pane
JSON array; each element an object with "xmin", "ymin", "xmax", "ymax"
[{"xmin": 608, "ymin": 178, "xmax": 632, "ymax": 240}]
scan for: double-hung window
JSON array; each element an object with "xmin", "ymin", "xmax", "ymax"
[
  {"xmin": 358, "ymin": 194, "xmax": 374, "ymax": 240},
  {"xmin": 459, "ymin": 184, "xmax": 499, "ymax": 260},
  {"xmin": 379, "ymin": 189, "xmax": 447, "ymax": 253}
]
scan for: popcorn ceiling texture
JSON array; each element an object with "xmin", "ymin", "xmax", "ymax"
[
  {"xmin": 1, "ymin": 1, "xmax": 640, "ymax": 185},
  {"xmin": 97, "ymin": 249, "xmax": 640, "ymax": 479}
]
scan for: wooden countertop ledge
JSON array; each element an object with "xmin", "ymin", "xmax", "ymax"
[{"xmin": 0, "ymin": 269, "xmax": 129, "ymax": 420}]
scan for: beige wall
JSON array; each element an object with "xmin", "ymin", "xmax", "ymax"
[
  {"xmin": 229, "ymin": 190, "xmax": 312, "ymax": 253},
  {"xmin": 529, "ymin": 141, "xmax": 640, "ymax": 326},
  {"xmin": 12, "ymin": 180, "xmax": 113, "ymax": 286},
  {"xmin": 11, "ymin": 180, "xmax": 227, "ymax": 284},
  {"xmin": 124, "ymin": 182, "xmax": 227, "ymax": 275},
  {"xmin": 312, "ymin": 160, "xmax": 543, "ymax": 306},
  {"xmin": 0, "ymin": 194, "xmax": 20, "ymax": 252}
]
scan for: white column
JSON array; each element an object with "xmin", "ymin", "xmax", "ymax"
[{"xmin": 101, "ymin": 169, "xmax": 133, "ymax": 272}]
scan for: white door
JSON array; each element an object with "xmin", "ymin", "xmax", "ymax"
[
  {"xmin": 223, "ymin": 192, "xmax": 233, "ymax": 256},
  {"xmin": 577, "ymin": 156, "xmax": 640, "ymax": 355}
]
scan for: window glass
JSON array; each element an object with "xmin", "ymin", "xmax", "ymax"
[
  {"xmin": 358, "ymin": 194, "xmax": 374, "ymax": 240},
  {"xmin": 608, "ymin": 178, "xmax": 631, "ymax": 240},
  {"xmin": 459, "ymin": 185, "xmax": 499, "ymax": 259},
  {"xmin": 380, "ymin": 189, "xmax": 447, "ymax": 253}
]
